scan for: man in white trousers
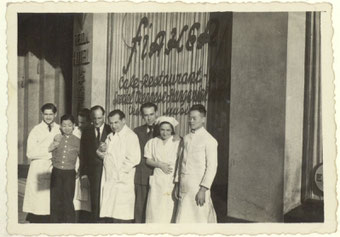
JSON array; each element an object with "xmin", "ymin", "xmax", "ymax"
[{"xmin": 175, "ymin": 104, "xmax": 218, "ymax": 223}]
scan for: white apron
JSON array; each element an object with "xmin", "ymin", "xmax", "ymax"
[
  {"xmin": 145, "ymin": 137, "xmax": 179, "ymax": 223},
  {"xmin": 176, "ymin": 174, "xmax": 217, "ymax": 223},
  {"xmin": 23, "ymin": 122, "xmax": 60, "ymax": 215},
  {"xmin": 23, "ymin": 159, "xmax": 53, "ymax": 215},
  {"xmin": 73, "ymin": 157, "xmax": 91, "ymax": 212},
  {"xmin": 72, "ymin": 128, "xmax": 92, "ymax": 212}
]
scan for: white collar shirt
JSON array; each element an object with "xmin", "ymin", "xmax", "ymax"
[
  {"xmin": 94, "ymin": 123, "xmax": 105, "ymax": 139},
  {"xmin": 26, "ymin": 121, "xmax": 60, "ymax": 160},
  {"xmin": 176, "ymin": 126, "xmax": 218, "ymax": 190}
]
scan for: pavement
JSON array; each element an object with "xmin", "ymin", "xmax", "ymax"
[{"xmin": 18, "ymin": 178, "xmax": 28, "ymax": 223}]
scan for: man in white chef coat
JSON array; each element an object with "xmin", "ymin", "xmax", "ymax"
[
  {"xmin": 97, "ymin": 109, "xmax": 141, "ymax": 223},
  {"xmin": 23, "ymin": 103, "xmax": 60, "ymax": 223},
  {"xmin": 175, "ymin": 104, "xmax": 218, "ymax": 223}
]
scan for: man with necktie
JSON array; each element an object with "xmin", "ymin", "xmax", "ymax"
[
  {"xmin": 23, "ymin": 103, "xmax": 60, "ymax": 223},
  {"xmin": 133, "ymin": 102, "xmax": 158, "ymax": 223},
  {"xmin": 79, "ymin": 105, "xmax": 111, "ymax": 222}
]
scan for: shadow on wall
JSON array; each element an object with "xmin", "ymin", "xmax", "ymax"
[
  {"xmin": 18, "ymin": 13, "xmax": 74, "ymax": 113},
  {"xmin": 284, "ymin": 199, "xmax": 324, "ymax": 223}
]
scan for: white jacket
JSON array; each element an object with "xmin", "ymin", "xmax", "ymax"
[
  {"xmin": 100, "ymin": 125, "xmax": 141, "ymax": 220},
  {"xmin": 23, "ymin": 121, "xmax": 60, "ymax": 215},
  {"xmin": 175, "ymin": 127, "xmax": 218, "ymax": 223}
]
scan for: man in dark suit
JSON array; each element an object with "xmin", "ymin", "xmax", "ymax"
[
  {"xmin": 133, "ymin": 102, "xmax": 158, "ymax": 223},
  {"xmin": 79, "ymin": 105, "xmax": 112, "ymax": 222}
]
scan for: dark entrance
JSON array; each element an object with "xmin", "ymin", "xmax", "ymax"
[{"xmin": 206, "ymin": 12, "xmax": 233, "ymax": 223}]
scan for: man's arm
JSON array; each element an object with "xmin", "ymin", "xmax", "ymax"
[
  {"xmin": 79, "ymin": 130, "xmax": 89, "ymax": 177},
  {"xmin": 133, "ymin": 127, "xmax": 144, "ymax": 166},
  {"xmin": 96, "ymin": 139, "xmax": 108, "ymax": 159},
  {"xmin": 48, "ymin": 134, "xmax": 63, "ymax": 152},
  {"xmin": 174, "ymin": 139, "xmax": 184, "ymax": 200},
  {"xmin": 27, "ymin": 126, "xmax": 53, "ymax": 159},
  {"xmin": 174, "ymin": 139, "xmax": 184, "ymax": 183},
  {"xmin": 121, "ymin": 133, "xmax": 141, "ymax": 174},
  {"xmin": 200, "ymin": 139, "xmax": 218, "ymax": 189},
  {"xmin": 79, "ymin": 131, "xmax": 90, "ymax": 188},
  {"xmin": 195, "ymin": 138, "xmax": 218, "ymax": 206}
]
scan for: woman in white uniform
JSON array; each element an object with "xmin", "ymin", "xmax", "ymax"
[{"xmin": 144, "ymin": 116, "xmax": 182, "ymax": 223}]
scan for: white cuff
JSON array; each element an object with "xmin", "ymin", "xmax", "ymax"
[{"xmin": 81, "ymin": 175, "xmax": 88, "ymax": 180}]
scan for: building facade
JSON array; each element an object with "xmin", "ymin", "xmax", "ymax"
[{"xmin": 17, "ymin": 12, "xmax": 323, "ymax": 222}]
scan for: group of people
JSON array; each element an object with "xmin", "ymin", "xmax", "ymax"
[{"xmin": 22, "ymin": 102, "xmax": 218, "ymax": 223}]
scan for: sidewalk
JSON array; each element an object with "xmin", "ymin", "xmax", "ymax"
[{"xmin": 18, "ymin": 178, "xmax": 28, "ymax": 223}]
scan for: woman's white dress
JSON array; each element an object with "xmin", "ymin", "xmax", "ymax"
[{"xmin": 144, "ymin": 136, "xmax": 180, "ymax": 223}]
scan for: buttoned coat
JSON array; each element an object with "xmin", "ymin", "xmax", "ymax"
[
  {"xmin": 100, "ymin": 125, "xmax": 141, "ymax": 220},
  {"xmin": 175, "ymin": 127, "xmax": 218, "ymax": 223}
]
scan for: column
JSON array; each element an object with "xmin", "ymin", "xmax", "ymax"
[
  {"xmin": 72, "ymin": 13, "xmax": 108, "ymax": 114},
  {"xmin": 228, "ymin": 13, "xmax": 288, "ymax": 222}
]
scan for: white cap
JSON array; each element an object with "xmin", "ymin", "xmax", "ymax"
[{"xmin": 156, "ymin": 116, "xmax": 179, "ymax": 128}]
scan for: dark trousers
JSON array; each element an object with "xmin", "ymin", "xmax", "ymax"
[
  {"xmin": 26, "ymin": 213, "xmax": 50, "ymax": 223},
  {"xmin": 100, "ymin": 217, "xmax": 134, "ymax": 223},
  {"xmin": 134, "ymin": 184, "xmax": 149, "ymax": 223},
  {"xmin": 50, "ymin": 167, "xmax": 76, "ymax": 223},
  {"xmin": 88, "ymin": 165, "xmax": 103, "ymax": 222},
  {"xmin": 75, "ymin": 210, "xmax": 93, "ymax": 223}
]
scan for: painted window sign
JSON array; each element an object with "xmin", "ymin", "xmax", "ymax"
[
  {"xmin": 122, "ymin": 16, "xmax": 219, "ymax": 74},
  {"xmin": 108, "ymin": 13, "xmax": 216, "ymax": 124}
]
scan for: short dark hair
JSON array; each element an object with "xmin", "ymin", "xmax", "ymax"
[
  {"xmin": 91, "ymin": 105, "xmax": 105, "ymax": 115},
  {"xmin": 189, "ymin": 104, "xmax": 206, "ymax": 116},
  {"xmin": 78, "ymin": 108, "xmax": 91, "ymax": 121},
  {"xmin": 140, "ymin": 102, "xmax": 158, "ymax": 114},
  {"xmin": 41, "ymin": 103, "xmax": 57, "ymax": 113},
  {"xmin": 159, "ymin": 121, "xmax": 175, "ymax": 135},
  {"xmin": 108, "ymin": 109, "xmax": 125, "ymax": 120},
  {"xmin": 60, "ymin": 114, "xmax": 75, "ymax": 124}
]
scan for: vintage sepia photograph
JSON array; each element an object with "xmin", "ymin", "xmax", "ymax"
[{"xmin": 5, "ymin": 1, "xmax": 337, "ymax": 235}]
